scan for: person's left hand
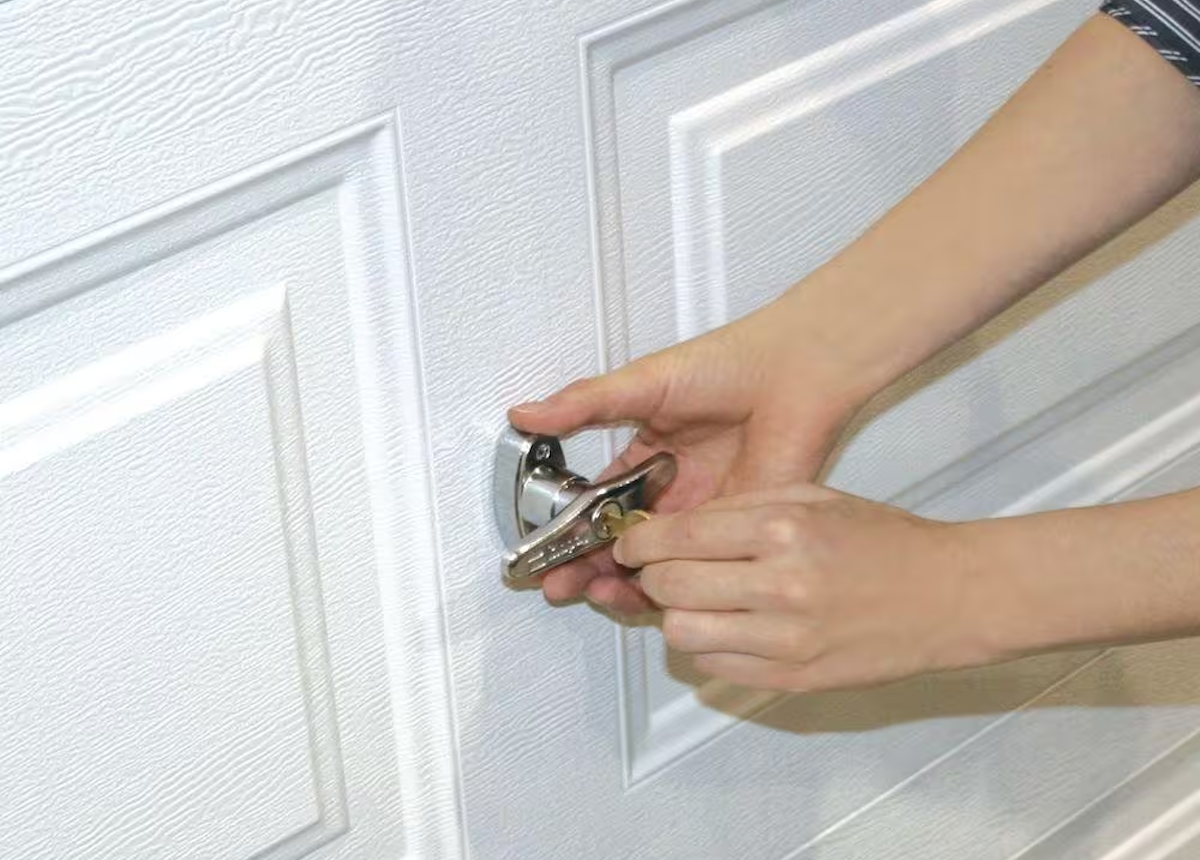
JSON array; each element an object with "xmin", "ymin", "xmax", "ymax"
[{"xmin": 614, "ymin": 484, "xmax": 1006, "ymax": 692}]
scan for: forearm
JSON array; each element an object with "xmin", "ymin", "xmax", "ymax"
[
  {"xmin": 964, "ymin": 490, "xmax": 1200, "ymax": 658},
  {"xmin": 778, "ymin": 14, "xmax": 1200, "ymax": 405}
]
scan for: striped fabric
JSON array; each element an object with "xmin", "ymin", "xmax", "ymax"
[{"xmin": 1102, "ymin": 0, "xmax": 1200, "ymax": 86}]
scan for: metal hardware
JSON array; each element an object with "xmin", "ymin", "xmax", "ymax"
[
  {"xmin": 598, "ymin": 506, "xmax": 652, "ymax": 539},
  {"xmin": 493, "ymin": 427, "xmax": 676, "ymax": 581}
]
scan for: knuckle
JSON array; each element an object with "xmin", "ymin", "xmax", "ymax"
[
  {"xmin": 758, "ymin": 508, "xmax": 811, "ymax": 550},
  {"xmin": 780, "ymin": 625, "xmax": 813, "ymax": 660},
  {"xmin": 661, "ymin": 609, "xmax": 693, "ymax": 651},
  {"xmin": 791, "ymin": 570, "xmax": 823, "ymax": 607},
  {"xmin": 641, "ymin": 562, "xmax": 681, "ymax": 604},
  {"xmin": 760, "ymin": 570, "xmax": 808, "ymax": 608}
]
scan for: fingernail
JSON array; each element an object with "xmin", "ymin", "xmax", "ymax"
[
  {"xmin": 611, "ymin": 539, "xmax": 627, "ymax": 566},
  {"xmin": 511, "ymin": 400, "xmax": 549, "ymax": 414}
]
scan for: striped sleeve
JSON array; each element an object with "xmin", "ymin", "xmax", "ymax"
[{"xmin": 1102, "ymin": 1, "xmax": 1200, "ymax": 86}]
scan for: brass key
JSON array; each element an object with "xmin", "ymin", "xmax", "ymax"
[{"xmin": 600, "ymin": 506, "xmax": 652, "ymax": 539}]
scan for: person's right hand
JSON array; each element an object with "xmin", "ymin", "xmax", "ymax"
[{"xmin": 508, "ymin": 295, "xmax": 866, "ymax": 616}]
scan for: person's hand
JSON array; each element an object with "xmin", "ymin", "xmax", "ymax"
[
  {"xmin": 509, "ymin": 298, "xmax": 867, "ymax": 615},
  {"xmin": 615, "ymin": 484, "xmax": 1001, "ymax": 691}
]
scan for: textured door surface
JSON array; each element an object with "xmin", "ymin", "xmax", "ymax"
[
  {"xmin": 8, "ymin": 1, "xmax": 1200, "ymax": 859},
  {"xmin": 0, "ymin": 3, "xmax": 460, "ymax": 858}
]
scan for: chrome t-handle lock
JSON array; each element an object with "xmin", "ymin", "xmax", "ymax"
[{"xmin": 493, "ymin": 427, "xmax": 677, "ymax": 581}]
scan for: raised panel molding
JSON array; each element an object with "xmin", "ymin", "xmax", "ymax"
[
  {"xmin": 1101, "ymin": 791, "xmax": 1200, "ymax": 860},
  {"xmin": 1, "ymin": 290, "xmax": 348, "ymax": 859},
  {"xmin": 896, "ymin": 321, "xmax": 1200, "ymax": 519},
  {"xmin": 581, "ymin": 0, "xmax": 786, "ymax": 368},
  {"xmin": 0, "ymin": 290, "xmax": 287, "ymax": 478},
  {"xmin": 1014, "ymin": 733, "xmax": 1200, "ymax": 859},
  {"xmin": 0, "ymin": 116, "xmax": 461, "ymax": 859},
  {"xmin": 787, "ymin": 636, "xmax": 1200, "ymax": 859}
]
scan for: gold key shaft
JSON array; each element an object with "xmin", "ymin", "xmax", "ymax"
[{"xmin": 600, "ymin": 506, "xmax": 652, "ymax": 539}]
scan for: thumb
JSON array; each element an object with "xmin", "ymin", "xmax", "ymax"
[{"xmin": 508, "ymin": 358, "xmax": 667, "ymax": 436}]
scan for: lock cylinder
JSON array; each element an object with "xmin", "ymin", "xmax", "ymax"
[
  {"xmin": 493, "ymin": 427, "xmax": 676, "ymax": 581},
  {"xmin": 518, "ymin": 465, "xmax": 586, "ymax": 531}
]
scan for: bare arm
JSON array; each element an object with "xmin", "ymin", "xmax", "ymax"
[
  {"xmin": 962, "ymin": 490, "xmax": 1200, "ymax": 661},
  {"xmin": 786, "ymin": 13, "xmax": 1200, "ymax": 404}
]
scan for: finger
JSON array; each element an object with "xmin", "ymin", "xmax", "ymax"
[
  {"xmin": 662, "ymin": 610, "xmax": 821, "ymax": 661},
  {"xmin": 539, "ymin": 541, "xmax": 631, "ymax": 601},
  {"xmin": 640, "ymin": 561, "xmax": 764, "ymax": 610},
  {"xmin": 508, "ymin": 358, "xmax": 666, "ymax": 436},
  {"xmin": 541, "ymin": 561, "xmax": 606, "ymax": 604},
  {"xmin": 585, "ymin": 576, "xmax": 657, "ymax": 616},
  {"xmin": 592, "ymin": 435, "xmax": 661, "ymax": 483},
  {"xmin": 691, "ymin": 652, "xmax": 809, "ymax": 692},
  {"xmin": 613, "ymin": 506, "xmax": 772, "ymax": 567}
]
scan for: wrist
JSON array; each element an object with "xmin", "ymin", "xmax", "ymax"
[
  {"xmin": 950, "ymin": 501, "xmax": 1198, "ymax": 663},
  {"xmin": 948, "ymin": 518, "xmax": 1049, "ymax": 664},
  {"xmin": 766, "ymin": 259, "xmax": 960, "ymax": 412},
  {"xmin": 944, "ymin": 512, "xmax": 1116, "ymax": 665},
  {"xmin": 747, "ymin": 278, "xmax": 888, "ymax": 421}
]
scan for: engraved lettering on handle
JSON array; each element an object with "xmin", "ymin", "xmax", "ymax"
[{"xmin": 492, "ymin": 427, "xmax": 675, "ymax": 581}]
